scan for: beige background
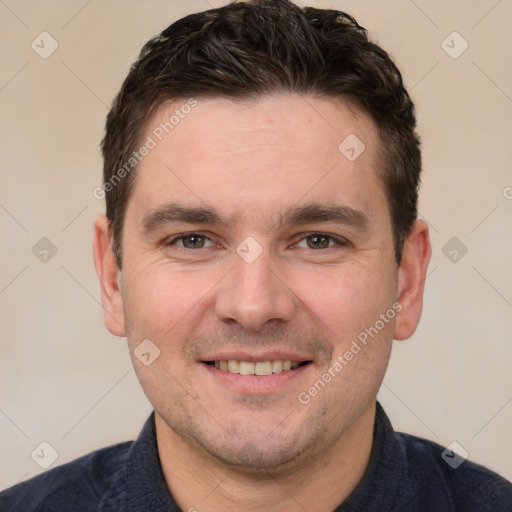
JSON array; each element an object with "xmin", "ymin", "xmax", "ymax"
[{"xmin": 1, "ymin": 0, "xmax": 511, "ymax": 491}]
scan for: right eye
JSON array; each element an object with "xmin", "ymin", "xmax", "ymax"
[{"xmin": 165, "ymin": 233, "xmax": 216, "ymax": 249}]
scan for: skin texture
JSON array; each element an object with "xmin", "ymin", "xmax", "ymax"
[{"xmin": 94, "ymin": 94, "xmax": 431, "ymax": 511}]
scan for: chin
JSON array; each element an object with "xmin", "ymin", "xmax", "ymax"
[
  {"xmin": 202, "ymin": 438, "xmax": 312, "ymax": 477},
  {"xmin": 187, "ymin": 419, "xmax": 324, "ymax": 477}
]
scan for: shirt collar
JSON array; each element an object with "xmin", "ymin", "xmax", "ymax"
[
  {"xmin": 99, "ymin": 411, "xmax": 179, "ymax": 511},
  {"xmin": 334, "ymin": 401, "xmax": 404, "ymax": 511}
]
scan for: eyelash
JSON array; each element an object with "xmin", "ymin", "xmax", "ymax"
[{"xmin": 164, "ymin": 232, "xmax": 349, "ymax": 251}]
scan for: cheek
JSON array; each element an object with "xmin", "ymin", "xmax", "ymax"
[
  {"xmin": 292, "ymin": 260, "xmax": 396, "ymax": 338},
  {"xmin": 301, "ymin": 263, "xmax": 396, "ymax": 404},
  {"xmin": 121, "ymin": 260, "xmax": 220, "ymax": 343}
]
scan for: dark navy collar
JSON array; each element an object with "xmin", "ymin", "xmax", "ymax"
[
  {"xmin": 335, "ymin": 401, "xmax": 405, "ymax": 510},
  {"xmin": 98, "ymin": 411, "xmax": 179, "ymax": 511},
  {"xmin": 2, "ymin": 401, "xmax": 509, "ymax": 510}
]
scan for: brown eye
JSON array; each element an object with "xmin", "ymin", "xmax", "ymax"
[
  {"xmin": 296, "ymin": 233, "xmax": 345, "ymax": 250},
  {"xmin": 167, "ymin": 233, "xmax": 215, "ymax": 249},
  {"xmin": 306, "ymin": 234, "xmax": 331, "ymax": 249},
  {"xmin": 181, "ymin": 234, "xmax": 206, "ymax": 248}
]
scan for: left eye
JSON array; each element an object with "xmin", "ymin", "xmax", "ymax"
[{"xmin": 295, "ymin": 234, "xmax": 343, "ymax": 249}]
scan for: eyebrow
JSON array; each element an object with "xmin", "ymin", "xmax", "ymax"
[
  {"xmin": 141, "ymin": 201, "xmax": 370, "ymax": 234},
  {"xmin": 142, "ymin": 204, "xmax": 235, "ymax": 233},
  {"xmin": 273, "ymin": 203, "xmax": 369, "ymax": 232}
]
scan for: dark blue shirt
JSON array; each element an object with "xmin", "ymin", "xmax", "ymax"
[{"xmin": 1, "ymin": 402, "xmax": 511, "ymax": 511}]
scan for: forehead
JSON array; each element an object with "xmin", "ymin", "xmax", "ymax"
[
  {"xmin": 145, "ymin": 94, "xmax": 379, "ymax": 163},
  {"xmin": 129, "ymin": 94, "xmax": 387, "ymax": 228}
]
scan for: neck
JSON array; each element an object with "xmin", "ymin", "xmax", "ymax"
[{"xmin": 155, "ymin": 403, "xmax": 376, "ymax": 512}]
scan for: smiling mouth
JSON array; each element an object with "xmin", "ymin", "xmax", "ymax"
[{"xmin": 203, "ymin": 360, "xmax": 312, "ymax": 375}]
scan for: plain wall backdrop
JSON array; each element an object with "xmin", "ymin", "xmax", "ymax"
[{"xmin": 0, "ymin": 0, "xmax": 511, "ymax": 490}]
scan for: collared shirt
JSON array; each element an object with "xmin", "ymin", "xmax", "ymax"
[{"xmin": 1, "ymin": 402, "xmax": 511, "ymax": 511}]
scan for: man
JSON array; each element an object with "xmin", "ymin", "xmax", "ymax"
[{"xmin": 1, "ymin": 0, "xmax": 510, "ymax": 510}]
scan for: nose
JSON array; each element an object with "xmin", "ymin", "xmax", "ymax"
[{"xmin": 214, "ymin": 246, "xmax": 297, "ymax": 332}]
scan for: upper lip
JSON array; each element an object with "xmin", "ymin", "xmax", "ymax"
[{"xmin": 200, "ymin": 350, "xmax": 313, "ymax": 362}]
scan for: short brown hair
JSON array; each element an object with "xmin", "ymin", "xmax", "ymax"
[{"xmin": 101, "ymin": 0, "xmax": 421, "ymax": 267}]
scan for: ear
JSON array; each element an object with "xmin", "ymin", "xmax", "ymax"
[
  {"xmin": 93, "ymin": 215, "xmax": 126, "ymax": 337},
  {"xmin": 393, "ymin": 219, "xmax": 431, "ymax": 340}
]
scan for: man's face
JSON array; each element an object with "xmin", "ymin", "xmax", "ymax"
[{"xmin": 114, "ymin": 94, "xmax": 402, "ymax": 472}]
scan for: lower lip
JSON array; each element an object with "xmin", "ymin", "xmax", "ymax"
[{"xmin": 201, "ymin": 363, "xmax": 312, "ymax": 394}]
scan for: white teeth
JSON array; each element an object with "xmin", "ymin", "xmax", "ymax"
[
  {"xmin": 211, "ymin": 359, "xmax": 303, "ymax": 375},
  {"xmin": 239, "ymin": 361, "xmax": 255, "ymax": 375},
  {"xmin": 272, "ymin": 360, "xmax": 283, "ymax": 373},
  {"xmin": 255, "ymin": 361, "xmax": 272, "ymax": 376},
  {"xmin": 227, "ymin": 360, "xmax": 240, "ymax": 373}
]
